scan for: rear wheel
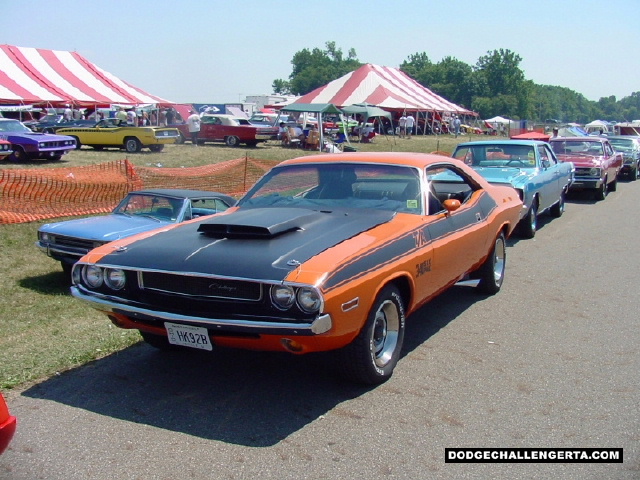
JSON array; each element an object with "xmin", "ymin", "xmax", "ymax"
[
  {"xmin": 149, "ymin": 144, "xmax": 164, "ymax": 152},
  {"xmin": 336, "ymin": 285, "xmax": 405, "ymax": 384},
  {"xmin": 476, "ymin": 232, "xmax": 506, "ymax": 295},
  {"xmin": 125, "ymin": 137, "xmax": 142, "ymax": 153},
  {"xmin": 608, "ymin": 177, "xmax": 617, "ymax": 192},
  {"xmin": 549, "ymin": 191, "xmax": 565, "ymax": 218},
  {"xmin": 225, "ymin": 136, "xmax": 240, "ymax": 147}
]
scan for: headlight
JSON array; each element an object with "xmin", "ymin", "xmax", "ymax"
[
  {"xmin": 84, "ymin": 265, "xmax": 104, "ymax": 288},
  {"xmin": 40, "ymin": 232, "xmax": 50, "ymax": 242},
  {"xmin": 104, "ymin": 268, "xmax": 126, "ymax": 290},
  {"xmin": 297, "ymin": 287, "xmax": 322, "ymax": 313},
  {"xmin": 590, "ymin": 168, "xmax": 601, "ymax": 176},
  {"xmin": 271, "ymin": 285, "xmax": 295, "ymax": 310}
]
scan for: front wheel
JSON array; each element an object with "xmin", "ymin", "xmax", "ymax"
[
  {"xmin": 335, "ymin": 285, "xmax": 405, "ymax": 384},
  {"xmin": 225, "ymin": 136, "xmax": 240, "ymax": 147},
  {"xmin": 71, "ymin": 136, "xmax": 82, "ymax": 150},
  {"xmin": 476, "ymin": 232, "xmax": 506, "ymax": 295},
  {"xmin": 517, "ymin": 201, "xmax": 537, "ymax": 238},
  {"xmin": 595, "ymin": 178, "xmax": 607, "ymax": 201},
  {"xmin": 9, "ymin": 146, "xmax": 27, "ymax": 162},
  {"xmin": 608, "ymin": 177, "xmax": 617, "ymax": 192},
  {"xmin": 125, "ymin": 137, "xmax": 142, "ymax": 153}
]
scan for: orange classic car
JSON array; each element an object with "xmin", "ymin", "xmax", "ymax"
[{"xmin": 71, "ymin": 152, "xmax": 522, "ymax": 384}]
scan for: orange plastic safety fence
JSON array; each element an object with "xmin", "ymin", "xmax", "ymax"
[{"xmin": 0, "ymin": 157, "xmax": 281, "ymax": 224}]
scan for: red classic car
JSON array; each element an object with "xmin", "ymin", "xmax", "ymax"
[
  {"xmin": 175, "ymin": 113, "xmax": 276, "ymax": 147},
  {"xmin": 550, "ymin": 137, "xmax": 623, "ymax": 200},
  {"xmin": 0, "ymin": 392, "xmax": 16, "ymax": 455}
]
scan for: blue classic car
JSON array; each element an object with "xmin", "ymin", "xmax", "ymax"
[
  {"xmin": 0, "ymin": 118, "xmax": 76, "ymax": 161},
  {"xmin": 37, "ymin": 189, "xmax": 235, "ymax": 276},
  {"xmin": 452, "ymin": 140, "xmax": 574, "ymax": 238}
]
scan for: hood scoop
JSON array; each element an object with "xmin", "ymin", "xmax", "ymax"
[{"xmin": 198, "ymin": 208, "xmax": 322, "ymax": 239}]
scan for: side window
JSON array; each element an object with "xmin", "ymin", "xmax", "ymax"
[
  {"xmin": 425, "ymin": 165, "xmax": 477, "ymax": 215},
  {"xmin": 605, "ymin": 143, "xmax": 614, "ymax": 156},
  {"xmin": 539, "ymin": 145, "xmax": 556, "ymax": 166},
  {"xmin": 190, "ymin": 198, "xmax": 230, "ymax": 218}
]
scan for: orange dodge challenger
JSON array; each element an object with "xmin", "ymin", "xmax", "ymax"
[{"xmin": 71, "ymin": 152, "xmax": 522, "ymax": 384}]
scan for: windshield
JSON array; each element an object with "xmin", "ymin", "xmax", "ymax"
[
  {"xmin": 0, "ymin": 120, "xmax": 32, "ymax": 133},
  {"xmin": 238, "ymin": 163, "xmax": 423, "ymax": 214},
  {"xmin": 453, "ymin": 144, "xmax": 536, "ymax": 168},
  {"xmin": 609, "ymin": 139, "xmax": 634, "ymax": 151},
  {"xmin": 551, "ymin": 141, "xmax": 603, "ymax": 155},
  {"xmin": 114, "ymin": 193, "xmax": 184, "ymax": 221}
]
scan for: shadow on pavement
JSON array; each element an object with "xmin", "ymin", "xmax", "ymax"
[{"xmin": 21, "ymin": 284, "xmax": 485, "ymax": 447}]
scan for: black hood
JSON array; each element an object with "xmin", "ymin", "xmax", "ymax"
[{"xmin": 98, "ymin": 207, "xmax": 395, "ymax": 281}]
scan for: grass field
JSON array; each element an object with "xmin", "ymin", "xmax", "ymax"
[{"xmin": 0, "ymin": 133, "xmax": 477, "ymax": 389}]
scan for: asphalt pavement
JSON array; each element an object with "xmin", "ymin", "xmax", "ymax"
[{"xmin": 1, "ymin": 181, "xmax": 638, "ymax": 480}]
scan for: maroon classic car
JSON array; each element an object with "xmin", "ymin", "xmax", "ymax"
[
  {"xmin": 175, "ymin": 113, "xmax": 276, "ymax": 147},
  {"xmin": 550, "ymin": 137, "xmax": 623, "ymax": 200}
]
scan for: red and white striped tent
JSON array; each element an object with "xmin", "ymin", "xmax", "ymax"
[
  {"xmin": 0, "ymin": 44, "xmax": 173, "ymax": 106},
  {"xmin": 294, "ymin": 63, "xmax": 474, "ymax": 115}
]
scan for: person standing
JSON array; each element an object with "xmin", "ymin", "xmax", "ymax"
[
  {"xmin": 187, "ymin": 109, "xmax": 201, "ymax": 146},
  {"xmin": 116, "ymin": 107, "xmax": 127, "ymax": 123},
  {"xmin": 405, "ymin": 113, "xmax": 415, "ymax": 139},
  {"xmin": 453, "ymin": 115, "xmax": 461, "ymax": 138},
  {"xmin": 398, "ymin": 113, "xmax": 407, "ymax": 138}
]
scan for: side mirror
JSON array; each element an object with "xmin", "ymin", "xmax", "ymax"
[{"xmin": 443, "ymin": 199, "xmax": 461, "ymax": 213}]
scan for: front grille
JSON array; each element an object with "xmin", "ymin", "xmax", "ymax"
[
  {"xmin": 574, "ymin": 168, "xmax": 595, "ymax": 176},
  {"xmin": 140, "ymin": 272, "xmax": 262, "ymax": 301},
  {"xmin": 51, "ymin": 235, "xmax": 97, "ymax": 251}
]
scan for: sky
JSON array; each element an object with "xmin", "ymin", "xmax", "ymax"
[{"xmin": 3, "ymin": 0, "xmax": 639, "ymax": 105}]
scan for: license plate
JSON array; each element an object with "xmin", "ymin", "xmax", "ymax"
[{"xmin": 165, "ymin": 322, "xmax": 212, "ymax": 351}]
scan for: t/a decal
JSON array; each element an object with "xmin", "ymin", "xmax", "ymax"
[{"xmin": 412, "ymin": 227, "xmax": 429, "ymax": 249}]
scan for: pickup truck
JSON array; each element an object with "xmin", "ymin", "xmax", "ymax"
[
  {"xmin": 56, "ymin": 118, "xmax": 180, "ymax": 153},
  {"xmin": 174, "ymin": 113, "xmax": 276, "ymax": 147},
  {"xmin": 550, "ymin": 136, "xmax": 623, "ymax": 200}
]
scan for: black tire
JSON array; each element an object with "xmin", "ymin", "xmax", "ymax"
[
  {"xmin": 61, "ymin": 262, "xmax": 73, "ymax": 279},
  {"xmin": 336, "ymin": 285, "xmax": 405, "ymax": 385},
  {"xmin": 149, "ymin": 144, "xmax": 164, "ymax": 152},
  {"xmin": 476, "ymin": 232, "xmax": 507, "ymax": 295},
  {"xmin": 9, "ymin": 145, "xmax": 27, "ymax": 161},
  {"xmin": 631, "ymin": 165, "xmax": 639, "ymax": 181},
  {"xmin": 549, "ymin": 191, "xmax": 565, "ymax": 218},
  {"xmin": 176, "ymin": 133, "xmax": 186, "ymax": 144},
  {"xmin": 140, "ymin": 331, "xmax": 179, "ymax": 351},
  {"xmin": 225, "ymin": 136, "xmax": 240, "ymax": 147},
  {"xmin": 517, "ymin": 200, "xmax": 537, "ymax": 239},
  {"xmin": 595, "ymin": 178, "xmax": 607, "ymax": 201},
  {"xmin": 608, "ymin": 177, "xmax": 617, "ymax": 192},
  {"xmin": 51, "ymin": 155, "xmax": 62, "ymax": 161},
  {"xmin": 245, "ymin": 140, "xmax": 259, "ymax": 147},
  {"xmin": 125, "ymin": 137, "xmax": 142, "ymax": 153},
  {"xmin": 71, "ymin": 136, "xmax": 82, "ymax": 150}
]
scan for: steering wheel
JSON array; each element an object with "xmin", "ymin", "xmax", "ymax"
[{"xmin": 505, "ymin": 160, "xmax": 525, "ymax": 167}]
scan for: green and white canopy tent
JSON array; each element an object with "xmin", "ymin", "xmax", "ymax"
[{"xmin": 281, "ymin": 103, "xmax": 344, "ymax": 151}]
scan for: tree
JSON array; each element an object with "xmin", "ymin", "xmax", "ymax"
[
  {"xmin": 272, "ymin": 42, "xmax": 362, "ymax": 96},
  {"xmin": 272, "ymin": 79, "xmax": 291, "ymax": 95}
]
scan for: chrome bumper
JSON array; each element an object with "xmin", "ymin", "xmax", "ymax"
[{"xmin": 71, "ymin": 286, "xmax": 333, "ymax": 336}]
